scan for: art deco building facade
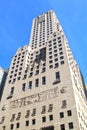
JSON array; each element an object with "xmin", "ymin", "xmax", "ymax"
[{"xmin": 0, "ymin": 10, "xmax": 87, "ymax": 130}]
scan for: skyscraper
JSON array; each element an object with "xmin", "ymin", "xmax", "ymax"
[{"xmin": 0, "ymin": 10, "xmax": 87, "ymax": 130}]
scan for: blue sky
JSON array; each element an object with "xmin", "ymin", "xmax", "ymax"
[{"xmin": 0, "ymin": 0, "xmax": 87, "ymax": 84}]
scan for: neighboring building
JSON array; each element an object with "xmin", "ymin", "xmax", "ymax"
[
  {"xmin": 0, "ymin": 10, "xmax": 87, "ymax": 130},
  {"xmin": 0, "ymin": 67, "xmax": 8, "ymax": 101}
]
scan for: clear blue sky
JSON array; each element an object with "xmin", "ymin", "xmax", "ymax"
[{"xmin": 0, "ymin": 0, "xmax": 87, "ymax": 84}]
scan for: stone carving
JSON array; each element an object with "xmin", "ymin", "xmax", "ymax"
[
  {"xmin": 10, "ymin": 87, "xmax": 59, "ymax": 109},
  {"xmin": 60, "ymin": 86, "xmax": 67, "ymax": 93}
]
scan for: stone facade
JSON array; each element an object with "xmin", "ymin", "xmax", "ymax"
[{"xmin": 0, "ymin": 10, "xmax": 87, "ymax": 130}]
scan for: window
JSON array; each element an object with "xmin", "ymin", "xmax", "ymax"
[
  {"xmin": 41, "ymin": 106, "xmax": 46, "ymax": 114},
  {"xmin": 49, "ymin": 56, "xmax": 52, "ymax": 59},
  {"xmin": 25, "ymin": 120, "xmax": 29, "ymax": 126},
  {"xmin": 67, "ymin": 110, "xmax": 72, "ymax": 116},
  {"xmin": 55, "ymin": 58, "xmax": 58, "ymax": 62},
  {"xmin": 49, "ymin": 115, "xmax": 53, "ymax": 121},
  {"xmin": 61, "ymin": 100, "xmax": 67, "ymax": 109},
  {"xmin": 42, "ymin": 76, "xmax": 46, "ymax": 85},
  {"xmin": 16, "ymin": 112, "xmax": 21, "ymax": 120},
  {"xmin": 60, "ymin": 56, "xmax": 64, "ymax": 60},
  {"xmin": 16, "ymin": 123, "xmax": 20, "ymax": 128},
  {"xmin": 60, "ymin": 112, "xmax": 64, "ymax": 118},
  {"xmin": 49, "ymin": 65, "xmax": 53, "ymax": 69},
  {"xmin": 56, "ymin": 72, "xmax": 60, "ymax": 81},
  {"xmin": 31, "ymin": 108, "xmax": 36, "ymax": 116},
  {"xmin": 29, "ymin": 81, "xmax": 32, "ymax": 89},
  {"xmin": 22, "ymin": 83, "xmax": 26, "ymax": 91},
  {"xmin": 35, "ymin": 79, "xmax": 39, "ymax": 87},
  {"xmin": 2, "ymin": 126, "xmax": 6, "ymax": 130},
  {"xmin": 10, "ymin": 124, "xmax": 14, "ymax": 130},
  {"xmin": 10, "ymin": 87, "xmax": 14, "ymax": 96},
  {"xmin": 68, "ymin": 122, "xmax": 74, "ymax": 129},
  {"xmin": 35, "ymin": 70, "xmax": 39, "ymax": 75},
  {"xmin": 49, "ymin": 60, "xmax": 53, "ymax": 64},
  {"xmin": 18, "ymin": 77, "xmax": 20, "ymax": 80},
  {"xmin": 32, "ymin": 119, "xmax": 36, "ymax": 125},
  {"xmin": 10, "ymin": 114, "xmax": 15, "ymax": 122},
  {"xmin": 60, "ymin": 124, "xmax": 65, "ymax": 130},
  {"xmin": 25, "ymin": 110, "xmax": 30, "ymax": 118},
  {"xmin": 61, "ymin": 61, "xmax": 64, "ymax": 65},
  {"xmin": 55, "ymin": 63, "xmax": 59, "ymax": 68},
  {"xmin": 48, "ymin": 104, "xmax": 53, "ymax": 112},
  {"xmin": 42, "ymin": 116, "xmax": 46, "ymax": 123}
]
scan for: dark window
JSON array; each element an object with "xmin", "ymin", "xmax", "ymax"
[
  {"xmin": 55, "ymin": 63, "xmax": 59, "ymax": 68},
  {"xmin": 16, "ymin": 123, "xmax": 20, "ymax": 128},
  {"xmin": 25, "ymin": 110, "xmax": 30, "ymax": 118},
  {"xmin": 32, "ymin": 119, "xmax": 36, "ymax": 125},
  {"xmin": 25, "ymin": 120, "xmax": 29, "ymax": 126},
  {"xmin": 60, "ymin": 124, "xmax": 65, "ymax": 130},
  {"xmin": 2, "ymin": 126, "xmax": 6, "ymax": 130},
  {"xmin": 22, "ymin": 83, "xmax": 26, "ymax": 91},
  {"xmin": 35, "ymin": 79, "xmax": 39, "ymax": 87},
  {"xmin": 48, "ymin": 104, "xmax": 53, "ymax": 112},
  {"xmin": 68, "ymin": 122, "xmax": 74, "ymax": 129},
  {"xmin": 10, "ymin": 87, "xmax": 14, "ymax": 95},
  {"xmin": 60, "ymin": 56, "xmax": 64, "ymax": 60},
  {"xmin": 55, "ymin": 58, "xmax": 58, "ymax": 62},
  {"xmin": 10, "ymin": 124, "xmax": 14, "ymax": 130},
  {"xmin": 60, "ymin": 112, "xmax": 64, "ymax": 118},
  {"xmin": 49, "ymin": 65, "xmax": 53, "ymax": 69},
  {"xmin": 42, "ymin": 116, "xmax": 46, "ymax": 122},
  {"xmin": 49, "ymin": 115, "xmax": 53, "ymax": 121},
  {"xmin": 61, "ymin": 61, "xmax": 64, "ymax": 65},
  {"xmin": 10, "ymin": 114, "xmax": 15, "ymax": 122},
  {"xmin": 42, "ymin": 76, "xmax": 46, "ymax": 85},
  {"xmin": 61, "ymin": 100, "xmax": 67, "ymax": 109},
  {"xmin": 16, "ymin": 112, "xmax": 21, "ymax": 120},
  {"xmin": 67, "ymin": 110, "xmax": 72, "ymax": 116},
  {"xmin": 56, "ymin": 72, "xmax": 60, "ymax": 80},
  {"xmin": 35, "ymin": 70, "xmax": 39, "ymax": 75},
  {"xmin": 31, "ymin": 108, "xmax": 36, "ymax": 116},
  {"xmin": 49, "ymin": 60, "xmax": 53, "ymax": 64},
  {"xmin": 41, "ymin": 106, "xmax": 46, "ymax": 114},
  {"xmin": 49, "ymin": 56, "xmax": 52, "ymax": 59},
  {"xmin": 29, "ymin": 81, "xmax": 32, "ymax": 89},
  {"xmin": 18, "ymin": 77, "xmax": 20, "ymax": 80}
]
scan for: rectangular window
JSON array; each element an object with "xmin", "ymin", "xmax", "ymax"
[
  {"xmin": 49, "ymin": 115, "xmax": 53, "ymax": 121},
  {"xmin": 42, "ymin": 76, "xmax": 46, "ymax": 85},
  {"xmin": 2, "ymin": 126, "xmax": 6, "ymax": 130},
  {"xmin": 68, "ymin": 122, "xmax": 74, "ymax": 129},
  {"xmin": 16, "ymin": 123, "xmax": 20, "ymax": 128},
  {"xmin": 41, "ymin": 106, "xmax": 46, "ymax": 114},
  {"xmin": 10, "ymin": 124, "xmax": 14, "ymax": 130},
  {"xmin": 16, "ymin": 112, "xmax": 21, "ymax": 120},
  {"xmin": 35, "ymin": 79, "xmax": 39, "ymax": 87},
  {"xmin": 60, "ymin": 124, "xmax": 65, "ymax": 130},
  {"xmin": 25, "ymin": 120, "xmax": 29, "ymax": 126},
  {"xmin": 10, "ymin": 114, "xmax": 15, "ymax": 122},
  {"xmin": 32, "ymin": 119, "xmax": 36, "ymax": 125},
  {"xmin": 25, "ymin": 110, "xmax": 30, "ymax": 118},
  {"xmin": 67, "ymin": 110, "xmax": 72, "ymax": 116},
  {"xmin": 22, "ymin": 83, "xmax": 26, "ymax": 91},
  {"xmin": 29, "ymin": 81, "xmax": 32, "ymax": 89},
  {"xmin": 48, "ymin": 104, "xmax": 53, "ymax": 112},
  {"xmin": 56, "ymin": 72, "xmax": 60, "ymax": 81},
  {"xmin": 61, "ymin": 100, "xmax": 67, "ymax": 109},
  {"xmin": 31, "ymin": 108, "xmax": 36, "ymax": 116},
  {"xmin": 10, "ymin": 87, "xmax": 14, "ymax": 95},
  {"xmin": 60, "ymin": 112, "xmax": 64, "ymax": 118},
  {"xmin": 42, "ymin": 116, "xmax": 46, "ymax": 123}
]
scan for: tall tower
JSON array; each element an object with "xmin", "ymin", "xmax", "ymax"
[{"xmin": 0, "ymin": 10, "xmax": 87, "ymax": 130}]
